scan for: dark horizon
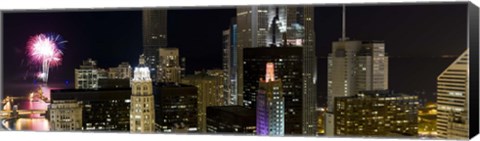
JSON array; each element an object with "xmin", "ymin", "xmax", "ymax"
[{"xmin": 2, "ymin": 3, "xmax": 468, "ymax": 106}]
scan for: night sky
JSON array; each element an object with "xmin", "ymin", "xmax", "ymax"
[{"xmin": 2, "ymin": 3, "xmax": 468, "ymax": 106}]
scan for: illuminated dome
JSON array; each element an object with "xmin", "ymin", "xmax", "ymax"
[{"xmin": 132, "ymin": 54, "xmax": 152, "ymax": 82}]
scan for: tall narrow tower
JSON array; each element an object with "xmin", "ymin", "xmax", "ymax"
[
  {"xmin": 130, "ymin": 55, "xmax": 155, "ymax": 133},
  {"xmin": 143, "ymin": 9, "xmax": 168, "ymax": 82},
  {"xmin": 257, "ymin": 62, "xmax": 285, "ymax": 136}
]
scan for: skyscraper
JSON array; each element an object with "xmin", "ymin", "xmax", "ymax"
[
  {"xmin": 236, "ymin": 5, "xmax": 317, "ymax": 135},
  {"xmin": 222, "ymin": 18, "xmax": 238, "ymax": 105},
  {"xmin": 243, "ymin": 47, "xmax": 303, "ymax": 134},
  {"xmin": 158, "ymin": 48, "xmax": 182, "ymax": 83},
  {"xmin": 327, "ymin": 41, "xmax": 388, "ymax": 110},
  {"xmin": 143, "ymin": 9, "xmax": 168, "ymax": 82},
  {"xmin": 326, "ymin": 6, "xmax": 388, "ymax": 136},
  {"xmin": 436, "ymin": 49, "xmax": 469, "ymax": 139},
  {"xmin": 130, "ymin": 55, "xmax": 155, "ymax": 133},
  {"xmin": 256, "ymin": 62, "xmax": 285, "ymax": 136}
]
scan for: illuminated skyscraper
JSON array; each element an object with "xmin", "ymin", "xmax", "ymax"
[
  {"xmin": 436, "ymin": 49, "xmax": 469, "ymax": 139},
  {"xmin": 130, "ymin": 55, "xmax": 155, "ymax": 133},
  {"xmin": 222, "ymin": 18, "xmax": 239, "ymax": 105},
  {"xmin": 158, "ymin": 48, "xmax": 182, "ymax": 83},
  {"xmin": 143, "ymin": 9, "xmax": 167, "ymax": 82},
  {"xmin": 325, "ymin": 6, "xmax": 388, "ymax": 136},
  {"xmin": 236, "ymin": 5, "xmax": 317, "ymax": 135},
  {"xmin": 243, "ymin": 47, "xmax": 303, "ymax": 135},
  {"xmin": 256, "ymin": 62, "xmax": 285, "ymax": 136}
]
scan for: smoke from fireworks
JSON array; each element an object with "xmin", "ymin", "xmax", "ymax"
[{"xmin": 26, "ymin": 33, "xmax": 67, "ymax": 83}]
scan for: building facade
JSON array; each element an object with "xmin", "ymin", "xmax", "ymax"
[
  {"xmin": 206, "ymin": 106, "xmax": 256, "ymax": 134},
  {"xmin": 74, "ymin": 59, "xmax": 108, "ymax": 89},
  {"xmin": 158, "ymin": 48, "xmax": 182, "ymax": 83},
  {"xmin": 49, "ymin": 100, "xmax": 83, "ymax": 131},
  {"xmin": 154, "ymin": 83, "xmax": 198, "ymax": 133},
  {"xmin": 436, "ymin": 49, "xmax": 469, "ymax": 139},
  {"xmin": 256, "ymin": 62, "xmax": 285, "ymax": 136},
  {"xmin": 181, "ymin": 71, "xmax": 224, "ymax": 133},
  {"xmin": 50, "ymin": 88, "xmax": 131, "ymax": 131},
  {"xmin": 143, "ymin": 9, "xmax": 168, "ymax": 82},
  {"xmin": 130, "ymin": 55, "xmax": 155, "ymax": 133},
  {"xmin": 334, "ymin": 90, "xmax": 418, "ymax": 137},
  {"xmin": 108, "ymin": 62, "xmax": 132, "ymax": 79}
]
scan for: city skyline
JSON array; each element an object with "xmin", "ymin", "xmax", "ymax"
[
  {"xmin": 0, "ymin": 3, "xmax": 473, "ymax": 139},
  {"xmin": 2, "ymin": 4, "xmax": 467, "ymax": 104}
]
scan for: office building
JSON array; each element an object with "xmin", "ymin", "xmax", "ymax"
[
  {"xmin": 436, "ymin": 49, "xmax": 469, "ymax": 139},
  {"xmin": 50, "ymin": 88, "xmax": 131, "ymax": 131},
  {"xmin": 236, "ymin": 6, "xmax": 317, "ymax": 135},
  {"xmin": 327, "ymin": 40, "xmax": 388, "ymax": 111},
  {"xmin": 181, "ymin": 71, "xmax": 224, "ymax": 133},
  {"xmin": 154, "ymin": 83, "xmax": 198, "ymax": 133},
  {"xmin": 206, "ymin": 106, "xmax": 256, "ymax": 134},
  {"xmin": 130, "ymin": 55, "xmax": 155, "ymax": 133},
  {"xmin": 243, "ymin": 47, "xmax": 303, "ymax": 135},
  {"xmin": 326, "ymin": 6, "xmax": 388, "ymax": 136},
  {"xmin": 74, "ymin": 59, "xmax": 108, "ymax": 89},
  {"xmin": 143, "ymin": 9, "xmax": 168, "ymax": 82},
  {"xmin": 158, "ymin": 48, "xmax": 182, "ymax": 83},
  {"xmin": 223, "ymin": 18, "xmax": 238, "ymax": 105},
  {"xmin": 49, "ymin": 100, "xmax": 82, "ymax": 131},
  {"xmin": 256, "ymin": 62, "xmax": 285, "ymax": 136},
  {"xmin": 334, "ymin": 90, "xmax": 418, "ymax": 136}
]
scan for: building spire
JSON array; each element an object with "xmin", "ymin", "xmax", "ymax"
[
  {"xmin": 265, "ymin": 62, "xmax": 275, "ymax": 82},
  {"xmin": 341, "ymin": 4, "xmax": 348, "ymax": 41}
]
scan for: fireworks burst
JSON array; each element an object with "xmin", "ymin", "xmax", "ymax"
[{"xmin": 26, "ymin": 33, "xmax": 67, "ymax": 83}]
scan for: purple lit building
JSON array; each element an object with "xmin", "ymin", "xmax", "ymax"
[{"xmin": 256, "ymin": 62, "xmax": 285, "ymax": 136}]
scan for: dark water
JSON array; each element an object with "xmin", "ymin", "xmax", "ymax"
[{"xmin": 2, "ymin": 85, "xmax": 51, "ymax": 131}]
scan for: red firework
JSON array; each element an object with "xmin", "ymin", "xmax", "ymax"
[{"xmin": 27, "ymin": 33, "xmax": 64, "ymax": 67}]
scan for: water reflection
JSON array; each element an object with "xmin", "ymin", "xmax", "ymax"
[
  {"xmin": 5, "ymin": 100, "xmax": 50, "ymax": 131},
  {"xmin": 14, "ymin": 118, "xmax": 49, "ymax": 131}
]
